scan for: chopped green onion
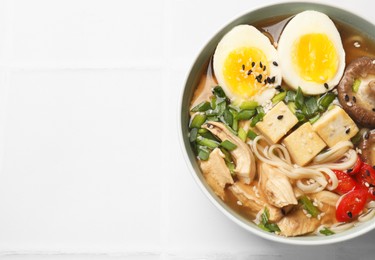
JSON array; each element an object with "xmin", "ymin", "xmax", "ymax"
[
  {"xmin": 216, "ymin": 101, "xmax": 227, "ymax": 116},
  {"xmin": 299, "ymin": 195, "xmax": 320, "ymax": 218},
  {"xmin": 272, "ymin": 92, "xmax": 286, "ymax": 104},
  {"xmin": 318, "ymin": 92, "xmax": 336, "ymax": 110},
  {"xmin": 190, "ymin": 114, "xmax": 206, "ymax": 128},
  {"xmin": 305, "ymin": 96, "xmax": 318, "ymax": 116},
  {"xmin": 285, "ymin": 90, "xmax": 296, "ymax": 103},
  {"xmin": 309, "ymin": 113, "xmax": 320, "ymax": 124},
  {"xmin": 352, "ymin": 79, "xmax": 361, "ymax": 93},
  {"xmin": 222, "ymin": 109, "xmax": 233, "ymax": 126},
  {"xmin": 224, "ymin": 124, "xmax": 238, "ymax": 136},
  {"xmin": 240, "ymin": 101, "xmax": 258, "ymax": 110},
  {"xmin": 226, "ymin": 161, "xmax": 235, "ymax": 175},
  {"xmin": 236, "ymin": 109, "xmax": 256, "ymax": 120},
  {"xmin": 232, "ymin": 118, "xmax": 238, "ymax": 131},
  {"xmin": 295, "ymin": 87, "xmax": 304, "ymax": 110},
  {"xmin": 287, "ymin": 102, "xmax": 296, "ymax": 114},
  {"xmin": 220, "ymin": 140, "xmax": 237, "ymax": 151},
  {"xmin": 196, "ymin": 136, "xmax": 219, "ymax": 149},
  {"xmin": 210, "ymin": 96, "xmax": 217, "ymax": 110},
  {"xmin": 319, "ymin": 227, "xmax": 335, "ymax": 236},
  {"xmin": 189, "ymin": 128, "xmax": 198, "ymax": 142},
  {"xmin": 206, "ymin": 116, "xmax": 219, "ymax": 122},
  {"xmin": 198, "ymin": 128, "xmax": 208, "ymax": 134},
  {"xmin": 199, "ymin": 131, "xmax": 218, "ymax": 141},
  {"xmin": 191, "ymin": 101, "xmax": 211, "ymax": 112},
  {"xmin": 258, "ymin": 207, "xmax": 280, "ymax": 233},
  {"xmin": 197, "ymin": 146, "xmax": 210, "ymax": 161},
  {"xmin": 256, "ymin": 106, "xmax": 265, "ymax": 114},
  {"xmin": 213, "ymin": 86, "xmax": 226, "ymax": 98},
  {"xmin": 250, "ymin": 112, "xmax": 264, "ymax": 127},
  {"xmin": 247, "ymin": 129, "xmax": 258, "ymax": 140},
  {"xmin": 220, "ymin": 147, "xmax": 232, "ymax": 163},
  {"xmin": 295, "ymin": 112, "xmax": 306, "ymax": 122},
  {"xmin": 238, "ymin": 128, "xmax": 247, "ymax": 142}
]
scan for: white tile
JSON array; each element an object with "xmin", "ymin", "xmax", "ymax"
[
  {"xmin": 8, "ymin": 0, "xmax": 163, "ymax": 67},
  {"xmin": 0, "ymin": 69, "xmax": 162, "ymax": 252}
]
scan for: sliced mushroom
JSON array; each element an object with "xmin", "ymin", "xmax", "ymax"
[
  {"xmin": 277, "ymin": 209, "xmax": 320, "ymax": 237},
  {"xmin": 203, "ymin": 121, "xmax": 256, "ymax": 184},
  {"xmin": 200, "ymin": 148, "xmax": 234, "ymax": 200},
  {"xmin": 229, "ymin": 182, "xmax": 283, "ymax": 222},
  {"xmin": 337, "ymin": 57, "xmax": 375, "ymax": 128},
  {"xmin": 258, "ymin": 161, "xmax": 298, "ymax": 208},
  {"xmin": 359, "ymin": 129, "xmax": 375, "ymax": 166}
]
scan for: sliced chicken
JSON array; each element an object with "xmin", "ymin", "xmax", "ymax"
[
  {"xmin": 277, "ymin": 209, "xmax": 321, "ymax": 237},
  {"xmin": 310, "ymin": 191, "xmax": 339, "ymax": 226},
  {"xmin": 200, "ymin": 148, "xmax": 234, "ymax": 200},
  {"xmin": 310, "ymin": 191, "xmax": 340, "ymax": 207},
  {"xmin": 258, "ymin": 161, "xmax": 298, "ymax": 208},
  {"xmin": 229, "ymin": 182, "xmax": 283, "ymax": 222},
  {"xmin": 203, "ymin": 121, "xmax": 256, "ymax": 184}
]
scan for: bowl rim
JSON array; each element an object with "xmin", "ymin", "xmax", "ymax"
[{"xmin": 177, "ymin": 1, "xmax": 375, "ymax": 245}]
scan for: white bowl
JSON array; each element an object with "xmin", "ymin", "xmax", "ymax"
[{"xmin": 178, "ymin": 2, "xmax": 375, "ymax": 245}]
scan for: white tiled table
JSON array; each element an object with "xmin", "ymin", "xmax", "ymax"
[{"xmin": 0, "ymin": 0, "xmax": 374, "ymax": 259}]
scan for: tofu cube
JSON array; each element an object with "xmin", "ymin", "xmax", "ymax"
[
  {"xmin": 312, "ymin": 106, "xmax": 359, "ymax": 147},
  {"xmin": 283, "ymin": 122, "xmax": 326, "ymax": 166},
  {"xmin": 256, "ymin": 102, "xmax": 298, "ymax": 143}
]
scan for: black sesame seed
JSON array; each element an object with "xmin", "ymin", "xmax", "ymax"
[
  {"xmin": 263, "ymin": 66, "xmax": 266, "ymax": 71},
  {"xmin": 264, "ymin": 79, "xmax": 267, "ymax": 84},
  {"xmin": 256, "ymin": 74, "xmax": 263, "ymax": 82},
  {"xmin": 242, "ymin": 64, "xmax": 245, "ymax": 70},
  {"xmin": 324, "ymin": 83, "xmax": 329, "ymax": 89},
  {"xmin": 344, "ymin": 94, "xmax": 349, "ymax": 102},
  {"xmin": 275, "ymin": 85, "xmax": 282, "ymax": 90},
  {"xmin": 347, "ymin": 211, "xmax": 353, "ymax": 218},
  {"xmin": 365, "ymin": 132, "xmax": 370, "ymax": 140},
  {"xmin": 252, "ymin": 62, "xmax": 255, "ymax": 67},
  {"xmin": 353, "ymin": 96, "xmax": 357, "ymax": 103},
  {"xmin": 372, "ymin": 108, "xmax": 375, "ymax": 112},
  {"xmin": 373, "ymin": 165, "xmax": 375, "ymax": 170},
  {"xmin": 347, "ymin": 168, "xmax": 353, "ymax": 173},
  {"xmin": 271, "ymin": 76, "xmax": 276, "ymax": 83},
  {"xmin": 267, "ymin": 77, "xmax": 271, "ymax": 84},
  {"xmin": 346, "ymin": 128, "xmax": 351, "ymax": 134},
  {"xmin": 260, "ymin": 62, "xmax": 263, "ymax": 68},
  {"xmin": 247, "ymin": 70, "xmax": 252, "ymax": 75},
  {"xmin": 366, "ymin": 170, "xmax": 370, "ymax": 176},
  {"xmin": 273, "ymin": 61, "xmax": 278, "ymax": 66},
  {"xmin": 277, "ymin": 115, "xmax": 284, "ymax": 120}
]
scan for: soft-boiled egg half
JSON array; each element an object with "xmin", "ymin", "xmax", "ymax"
[
  {"xmin": 213, "ymin": 25, "xmax": 281, "ymax": 105},
  {"xmin": 278, "ymin": 10, "xmax": 345, "ymax": 95}
]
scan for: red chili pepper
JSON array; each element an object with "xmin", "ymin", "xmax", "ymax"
[
  {"xmin": 333, "ymin": 170, "xmax": 357, "ymax": 195},
  {"xmin": 336, "ymin": 188, "xmax": 367, "ymax": 222},
  {"xmin": 355, "ymin": 163, "xmax": 375, "ymax": 201},
  {"xmin": 346, "ymin": 156, "xmax": 363, "ymax": 175}
]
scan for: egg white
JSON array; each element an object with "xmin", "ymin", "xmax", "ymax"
[
  {"xmin": 213, "ymin": 25, "xmax": 281, "ymax": 105},
  {"xmin": 278, "ymin": 10, "xmax": 345, "ymax": 95}
]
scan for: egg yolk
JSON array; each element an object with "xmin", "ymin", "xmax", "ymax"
[
  {"xmin": 292, "ymin": 33, "xmax": 338, "ymax": 84},
  {"xmin": 223, "ymin": 47, "xmax": 269, "ymax": 99}
]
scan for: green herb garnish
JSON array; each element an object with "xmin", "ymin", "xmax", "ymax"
[
  {"xmin": 319, "ymin": 227, "xmax": 335, "ymax": 236},
  {"xmin": 299, "ymin": 195, "xmax": 320, "ymax": 218},
  {"xmin": 258, "ymin": 207, "xmax": 281, "ymax": 233}
]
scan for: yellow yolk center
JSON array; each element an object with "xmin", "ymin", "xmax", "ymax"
[
  {"xmin": 293, "ymin": 33, "xmax": 338, "ymax": 83},
  {"xmin": 223, "ymin": 47, "xmax": 269, "ymax": 99}
]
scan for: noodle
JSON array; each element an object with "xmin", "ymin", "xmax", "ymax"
[{"xmin": 249, "ymin": 136, "xmax": 357, "ymax": 194}]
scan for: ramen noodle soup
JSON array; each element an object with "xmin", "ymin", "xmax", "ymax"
[{"xmin": 188, "ymin": 10, "xmax": 375, "ymax": 237}]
